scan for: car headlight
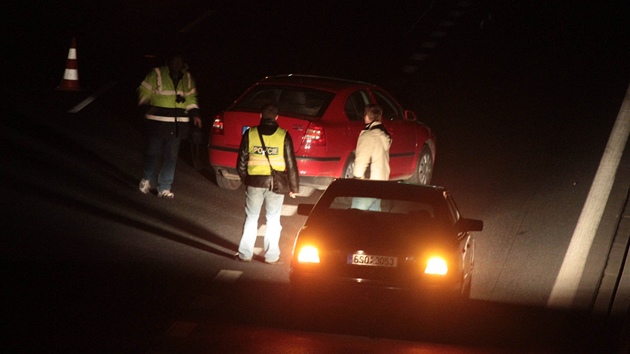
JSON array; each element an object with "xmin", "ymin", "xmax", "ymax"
[
  {"xmin": 297, "ymin": 245, "xmax": 320, "ymax": 263},
  {"xmin": 424, "ymin": 256, "xmax": 448, "ymax": 275}
]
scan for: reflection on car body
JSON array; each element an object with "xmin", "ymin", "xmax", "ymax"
[
  {"xmin": 209, "ymin": 74, "xmax": 436, "ymax": 190},
  {"xmin": 290, "ymin": 178, "xmax": 483, "ymax": 302}
]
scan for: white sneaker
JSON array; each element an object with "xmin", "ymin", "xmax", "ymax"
[
  {"xmin": 158, "ymin": 190, "xmax": 174, "ymax": 198},
  {"xmin": 139, "ymin": 179, "xmax": 151, "ymax": 194}
]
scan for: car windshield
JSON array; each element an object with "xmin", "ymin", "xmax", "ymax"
[
  {"xmin": 231, "ymin": 85, "xmax": 335, "ymax": 118},
  {"xmin": 309, "ymin": 195, "xmax": 453, "ymax": 231},
  {"xmin": 329, "ymin": 196, "xmax": 435, "ymax": 218}
]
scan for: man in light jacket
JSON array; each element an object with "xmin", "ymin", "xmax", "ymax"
[{"xmin": 352, "ymin": 104, "xmax": 392, "ymax": 210}]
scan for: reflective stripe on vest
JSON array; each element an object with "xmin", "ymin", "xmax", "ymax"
[
  {"xmin": 145, "ymin": 115, "xmax": 190, "ymax": 123},
  {"xmin": 247, "ymin": 127, "xmax": 287, "ymax": 175},
  {"xmin": 138, "ymin": 66, "xmax": 199, "ymax": 112}
]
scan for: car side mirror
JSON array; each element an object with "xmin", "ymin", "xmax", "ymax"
[
  {"xmin": 404, "ymin": 110, "xmax": 417, "ymax": 122},
  {"xmin": 457, "ymin": 218, "xmax": 483, "ymax": 232},
  {"xmin": 297, "ymin": 203, "xmax": 315, "ymax": 216}
]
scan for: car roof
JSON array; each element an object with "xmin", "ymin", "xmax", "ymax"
[
  {"xmin": 324, "ymin": 179, "xmax": 446, "ymax": 200},
  {"xmin": 256, "ymin": 74, "xmax": 379, "ymax": 93}
]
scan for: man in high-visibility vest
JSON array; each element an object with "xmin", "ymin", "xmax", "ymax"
[
  {"xmin": 137, "ymin": 51, "xmax": 202, "ymax": 198},
  {"xmin": 235, "ymin": 103, "xmax": 299, "ymax": 264}
]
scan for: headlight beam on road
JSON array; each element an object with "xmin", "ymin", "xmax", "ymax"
[{"xmin": 548, "ymin": 83, "xmax": 630, "ymax": 309}]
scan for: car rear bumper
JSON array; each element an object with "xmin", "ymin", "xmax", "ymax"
[
  {"xmin": 290, "ymin": 269, "xmax": 462, "ymax": 295},
  {"xmin": 209, "ymin": 146, "xmax": 339, "ymax": 190}
]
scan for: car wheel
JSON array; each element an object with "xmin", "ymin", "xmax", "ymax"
[
  {"xmin": 215, "ymin": 169, "xmax": 242, "ymax": 189},
  {"xmin": 342, "ymin": 153, "xmax": 355, "ymax": 179},
  {"xmin": 408, "ymin": 145, "xmax": 433, "ymax": 185}
]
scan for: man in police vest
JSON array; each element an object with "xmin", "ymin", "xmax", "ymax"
[
  {"xmin": 235, "ymin": 103, "xmax": 299, "ymax": 264},
  {"xmin": 137, "ymin": 51, "xmax": 202, "ymax": 198}
]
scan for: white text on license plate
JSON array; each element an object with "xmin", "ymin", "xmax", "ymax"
[{"xmin": 349, "ymin": 254, "xmax": 397, "ymax": 267}]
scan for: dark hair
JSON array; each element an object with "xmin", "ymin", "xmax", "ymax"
[
  {"xmin": 261, "ymin": 103, "xmax": 279, "ymax": 119},
  {"xmin": 364, "ymin": 104, "xmax": 383, "ymax": 122},
  {"xmin": 166, "ymin": 50, "xmax": 185, "ymax": 63}
]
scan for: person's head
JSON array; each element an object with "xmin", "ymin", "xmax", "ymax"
[
  {"xmin": 166, "ymin": 51, "xmax": 185, "ymax": 74},
  {"xmin": 261, "ymin": 103, "xmax": 279, "ymax": 120},
  {"xmin": 364, "ymin": 104, "xmax": 383, "ymax": 123}
]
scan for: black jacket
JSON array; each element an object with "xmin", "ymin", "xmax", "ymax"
[
  {"xmin": 144, "ymin": 107, "xmax": 199, "ymax": 140},
  {"xmin": 237, "ymin": 119, "xmax": 299, "ymax": 193}
]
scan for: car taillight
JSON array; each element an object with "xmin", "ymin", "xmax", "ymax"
[
  {"xmin": 297, "ymin": 245, "xmax": 320, "ymax": 263},
  {"xmin": 424, "ymin": 256, "xmax": 448, "ymax": 275},
  {"xmin": 302, "ymin": 122, "xmax": 326, "ymax": 149},
  {"xmin": 212, "ymin": 114, "xmax": 224, "ymax": 135}
]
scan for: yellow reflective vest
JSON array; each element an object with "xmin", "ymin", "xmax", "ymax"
[
  {"xmin": 247, "ymin": 127, "xmax": 287, "ymax": 175},
  {"xmin": 138, "ymin": 66, "xmax": 199, "ymax": 122}
]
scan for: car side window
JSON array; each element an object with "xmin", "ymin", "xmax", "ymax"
[
  {"xmin": 344, "ymin": 91, "xmax": 370, "ymax": 121},
  {"xmin": 372, "ymin": 90, "xmax": 403, "ymax": 120}
]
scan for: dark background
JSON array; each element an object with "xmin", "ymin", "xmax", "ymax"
[{"xmin": 3, "ymin": 1, "xmax": 630, "ymax": 352}]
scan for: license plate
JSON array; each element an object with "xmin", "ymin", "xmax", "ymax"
[{"xmin": 349, "ymin": 254, "xmax": 397, "ymax": 267}]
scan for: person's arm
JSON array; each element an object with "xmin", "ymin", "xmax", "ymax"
[
  {"xmin": 353, "ymin": 132, "xmax": 373, "ymax": 178},
  {"xmin": 237, "ymin": 130, "xmax": 250, "ymax": 181},
  {"xmin": 284, "ymin": 133, "xmax": 300, "ymax": 196},
  {"xmin": 188, "ymin": 108, "xmax": 202, "ymax": 128},
  {"xmin": 138, "ymin": 70, "xmax": 156, "ymax": 105},
  {"xmin": 185, "ymin": 73, "xmax": 202, "ymax": 127}
]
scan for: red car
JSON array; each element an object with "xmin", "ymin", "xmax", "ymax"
[{"xmin": 209, "ymin": 74, "xmax": 436, "ymax": 190}]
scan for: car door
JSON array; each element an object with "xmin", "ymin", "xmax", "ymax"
[{"xmin": 369, "ymin": 89, "xmax": 417, "ymax": 179}]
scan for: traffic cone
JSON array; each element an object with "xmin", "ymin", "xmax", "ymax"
[{"xmin": 57, "ymin": 37, "xmax": 80, "ymax": 91}]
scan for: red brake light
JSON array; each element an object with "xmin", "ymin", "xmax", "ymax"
[
  {"xmin": 302, "ymin": 122, "xmax": 326, "ymax": 148},
  {"xmin": 212, "ymin": 114, "xmax": 224, "ymax": 135}
]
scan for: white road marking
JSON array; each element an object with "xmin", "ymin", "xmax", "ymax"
[
  {"xmin": 401, "ymin": 2, "xmax": 470, "ymax": 75},
  {"xmin": 67, "ymin": 81, "xmax": 116, "ymax": 113},
  {"xmin": 214, "ymin": 269, "xmax": 242, "ymax": 283},
  {"xmin": 412, "ymin": 53, "xmax": 428, "ymax": 61},
  {"xmin": 548, "ymin": 83, "xmax": 630, "ymax": 308},
  {"xmin": 169, "ymin": 269, "xmax": 244, "ymax": 334},
  {"xmin": 179, "ymin": 10, "xmax": 214, "ymax": 33},
  {"xmin": 403, "ymin": 65, "xmax": 419, "ymax": 74},
  {"xmin": 188, "ymin": 270, "xmax": 243, "ymax": 312},
  {"xmin": 296, "ymin": 186, "xmax": 315, "ymax": 197},
  {"xmin": 282, "ymin": 205, "xmax": 297, "ymax": 216}
]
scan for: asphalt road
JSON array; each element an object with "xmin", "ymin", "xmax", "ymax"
[{"xmin": 4, "ymin": 1, "xmax": 630, "ymax": 353}]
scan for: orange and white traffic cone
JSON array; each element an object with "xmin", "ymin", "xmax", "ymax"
[{"xmin": 57, "ymin": 37, "xmax": 80, "ymax": 91}]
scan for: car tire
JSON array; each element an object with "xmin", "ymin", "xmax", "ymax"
[
  {"xmin": 215, "ymin": 169, "xmax": 242, "ymax": 189},
  {"xmin": 408, "ymin": 145, "xmax": 433, "ymax": 185}
]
